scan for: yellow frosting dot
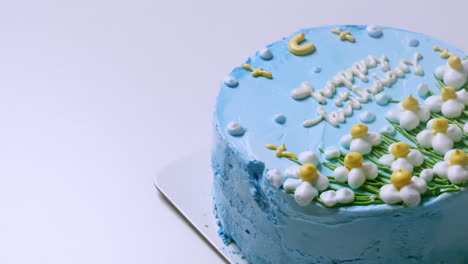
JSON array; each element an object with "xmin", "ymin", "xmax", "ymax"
[
  {"xmin": 350, "ymin": 123, "xmax": 368, "ymax": 139},
  {"xmin": 448, "ymin": 55, "xmax": 463, "ymax": 70},
  {"xmin": 391, "ymin": 169, "xmax": 412, "ymax": 190},
  {"xmin": 299, "ymin": 163, "xmax": 318, "ymax": 182},
  {"xmin": 391, "ymin": 142, "xmax": 410, "ymax": 158},
  {"xmin": 449, "ymin": 150, "xmax": 468, "ymax": 166},
  {"xmin": 402, "ymin": 94, "xmax": 419, "ymax": 111},
  {"xmin": 344, "ymin": 152, "xmax": 363, "ymax": 170},
  {"xmin": 441, "ymin": 86, "xmax": 457, "ymax": 101},
  {"xmin": 432, "ymin": 118, "xmax": 449, "ymax": 134}
]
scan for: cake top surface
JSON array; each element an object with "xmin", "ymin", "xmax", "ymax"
[{"xmin": 215, "ymin": 25, "xmax": 468, "ymax": 210}]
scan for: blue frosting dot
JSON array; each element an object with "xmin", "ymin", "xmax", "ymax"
[
  {"xmin": 409, "ymin": 38, "xmax": 419, "ymax": 47},
  {"xmin": 312, "ymin": 67, "xmax": 322, "ymax": 74},
  {"xmin": 380, "ymin": 125, "xmax": 396, "ymax": 136},
  {"xmin": 273, "ymin": 114, "xmax": 286, "ymax": 124},
  {"xmin": 359, "ymin": 111, "xmax": 376, "ymax": 123},
  {"xmin": 259, "ymin": 48, "xmax": 273, "ymax": 60},
  {"xmin": 224, "ymin": 76, "xmax": 238, "ymax": 88}
]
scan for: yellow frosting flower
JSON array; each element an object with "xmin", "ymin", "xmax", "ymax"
[
  {"xmin": 431, "ymin": 118, "xmax": 449, "ymax": 134},
  {"xmin": 350, "ymin": 123, "xmax": 368, "ymax": 139},
  {"xmin": 441, "ymin": 86, "xmax": 457, "ymax": 101},
  {"xmin": 391, "ymin": 142, "xmax": 410, "ymax": 158},
  {"xmin": 299, "ymin": 163, "xmax": 318, "ymax": 182},
  {"xmin": 402, "ymin": 94, "xmax": 419, "ymax": 111},
  {"xmin": 391, "ymin": 169, "xmax": 412, "ymax": 190},
  {"xmin": 344, "ymin": 152, "xmax": 363, "ymax": 170}
]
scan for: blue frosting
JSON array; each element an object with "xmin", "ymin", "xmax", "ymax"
[
  {"xmin": 409, "ymin": 38, "xmax": 420, "ymax": 47},
  {"xmin": 273, "ymin": 114, "xmax": 286, "ymax": 124},
  {"xmin": 213, "ymin": 25, "xmax": 468, "ymax": 263}
]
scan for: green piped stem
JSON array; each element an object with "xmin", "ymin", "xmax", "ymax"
[
  {"xmin": 393, "ymin": 125, "xmax": 419, "ymax": 146},
  {"xmin": 314, "ymin": 196, "xmax": 385, "ymax": 208},
  {"xmin": 433, "ymin": 177, "xmax": 451, "ymax": 185},
  {"xmin": 323, "ymin": 162, "xmax": 338, "ymax": 170}
]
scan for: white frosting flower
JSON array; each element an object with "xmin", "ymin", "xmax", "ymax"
[
  {"xmin": 319, "ymin": 188, "xmax": 355, "ymax": 207},
  {"xmin": 380, "ymin": 170, "xmax": 427, "ymax": 207},
  {"xmin": 324, "ymin": 146, "xmax": 341, "ymax": 160},
  {"xmin": 266, "ymin": 168, "xmax": 284, "ymax": 188},
  {"xmin": 386, "ymin": 95, "xmax": 430, "ymax": 130},
  {"xmin": 419, "ymin": 169, "xmax": 434, "ymax": 183},
  {"xmin": 298, "ymin": 151, "xmax": 319, "ymax": 165},
  {"xmin": 433, "ymin": 149, "xmax": 468, "ymax": 184},
  {"xmin": 465, "ymin": 122, "xmax": 468, "ymax": 134},
  {"xmin": 340, "ymin": 123, "xmax": 382, "ymax": 155},
  {"xmin": 333, "ymin": 152, "xmax": 378, "ymax": 189},
  {"xmin": 283, "ymin": 163, "xmax": 329, "ymax": 206},
  {"xmin": 434, "ymin": 55, "xmax": 468, "ymax": 89},
  {"xmin": 266, "ymin": 150, "xmax": 321, "ymax": 189},
  {"xmin": 379, "ymin": 142, "xmax": 424, "ymax": 172},
  {"xmin": 425, "ymin": 86, "xmax": 468, "ymax": 118},
  {"xmin": 416, "ymin": 118, "xmax": 463, "ymax": 155}
]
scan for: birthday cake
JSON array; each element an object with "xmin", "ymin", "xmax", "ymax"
[{"xmin": 212, "ymin": 25, "xmax": 468, "ymax": 263}]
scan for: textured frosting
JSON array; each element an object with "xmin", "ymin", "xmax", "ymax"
[{"xmin": 212, "ymin": 25, "xmax": 468, "ymax": 263}]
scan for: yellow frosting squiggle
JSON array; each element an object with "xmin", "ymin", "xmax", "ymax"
[
  {"xmin": 242, "ymin": 64, "xmax": 273, "ymax": 79},
  {"xmin": 331, "ymin": 29, "xmax": 355, "ymax": 43},
  {"xmin": 287, "ymin": 32, "xmax": 316, "ymax": 56}
]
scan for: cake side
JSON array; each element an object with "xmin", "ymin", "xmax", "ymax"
[{"xmin": 213, "ymin": 124, "xmax": 468, "ymax": 263}]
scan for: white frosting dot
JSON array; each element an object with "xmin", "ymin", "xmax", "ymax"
[
  {"xmin": 359, "ymin": 111, "xmax": 376, "ymax": 123},
  {"xmin": 375, "ymin": 92, "xmax": 391, "ymax": 105},
  {"xmin": 380, "ymin": 125, "xmax": 396, "ymax": 136},
  {"xmin": 226, "ymin": 122, "xmax": 245, "ymax": 136},
  {"xmin": 259, "ymin": 48, "xmax": 273, "ymax": 60},
  {"xmin": 223, "ymin": 75, "xmax": 238, "ymax": 88},
  {"xmin": 324, "ymin": 146, "xmax": 341, "ymax": 159},
  {"xmin": 366, "ymin": 25, "xmax": 382, "ymax": 38},
  {"xmin": 417, "ymin": 83, "xmax": 429, "ymax": 98}
]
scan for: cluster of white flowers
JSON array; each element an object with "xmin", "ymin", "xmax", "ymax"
[
  {"xmin": 433, "ymin": 149, "xmax": 468, "ymax": 184},
  {"xmin": 434, "ymin": 55, "xmax": 468, "ymax": 89},
  {"xmin": 379, "ymin": 142, "xmax": 424, "ymax": 172},
  {"xmin": 425, "ymin": 86, "xmax": 468, "ymax": 118},
  {"xmin": 266, "ymin": 150, "xmax": 330, "ymax": 206},
  {"xmin": 333, "ymin": 152, "xmax": 378, "ymax": 189},
  {"xmin": 416, "ymin": 118, "xmax": 463, "ymax": 155},
  {"xmin": 340, "ymin": 123, "xmax": 382, "ymax": 155},
  {"xmin": 386, "ymin": 95, "xmax": 430, "ymax": 130},
  {"xmin": 380, "ymin": 170, "xmax": 427, "ymax": 207}
]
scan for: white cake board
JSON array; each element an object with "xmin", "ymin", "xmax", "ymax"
[{"xmin": 154, "ymin": 150, "xmax": 248, "ymax": 264}]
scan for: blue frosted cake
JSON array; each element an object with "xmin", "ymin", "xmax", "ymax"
[{"xmin": 212, "ymin": 25, "xmax": 468, "ymax": 263}]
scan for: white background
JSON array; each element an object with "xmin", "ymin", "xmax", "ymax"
[{"xmin": 0, "ymin": 0, "xmax": 467, "ymax": 263}]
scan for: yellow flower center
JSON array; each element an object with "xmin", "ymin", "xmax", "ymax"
[
  {"xmin": 441, "ymin": 86, "xmax": 457, "ymax": 101},
  {"xmin": 350, "ymin": 123, "xmax": 368, "ymax": 139},
  {"xmin": 432, "ymin": 118, "xmax": 449, "ymax": 134},
  {"xmin": 448, "ymin": 55, "xmax": 463, "ymax": 70},
  {"xmin": 391, "ymin": 142, "xmax": 411, "ymax": 158},
  {"xmin": 402, "ymin": 94, "xmax": 419, "ymax": 111},
  {"xmin": 344, "ymin": 152, "xmax": 363, "ymax": 170},
  {"xmin": 391, "ymin": 169, "xmax": 412, "ymax": 190},
  {"xmin": 299, "ymin": 163, "xmax": 318, "ymax": 182},
  {"xmin": 449, "ymin": 150, "xmax": 468, "ymax": 166}
]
